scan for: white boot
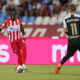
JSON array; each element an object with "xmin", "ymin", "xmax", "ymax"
[
  {"xmin": 17, "ymin": 65, "xmax": 23, "ymax": 70},
  {"xmin": 16, "ymin": 65, "xmax": 24, "ymax": 73},
  {"xmin": 22, "ymin": 64, "xmax": 28, "ymax": 70}
]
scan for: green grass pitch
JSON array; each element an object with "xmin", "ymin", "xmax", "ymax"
[{"xmin": 0, "ymin": 65, "xmax": 80, "ymax": 80}]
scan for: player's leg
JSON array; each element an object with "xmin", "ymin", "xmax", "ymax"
[
  {"xmin": 21, "ymin": 44, "xmax": 27, "ymax": 70},
  {"xmin": 19, "ymin": 39, "xmax": 27, "ymax": 70},
  {"xmin": 16, "ymin": 51, "xmax": 23, "ymax": 66},
  {"xmin": 15, "ymin": 51, "xmax": 24, "ymax": 72},
  {"xmin": 11, "ymin": 42, "xmax": 23, "ymax": 66},
  {"xmin": 21, "ymin": 44, "xmax": 27, "ymax": 64},
  {"xmin": 60, "ymin": 43, "xmax": 76, "ymax": 65},
  {"xmin": 55, "ymin": 43, "xmax": 77, "ymax": 74}
]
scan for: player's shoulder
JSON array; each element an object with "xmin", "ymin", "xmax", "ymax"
[
  {"xmin": 64, "ymin": 14, "xmax": 71, "ymax": 20},
  {"xmin": 16, "ymin": 18, "xmax": 22, "ymax": 23},
  {"xmin": 4, "ymin": 18, "xmax": 11, "ymax": 23},
  {"xmin": 16, "ymin": 17, "xmax": 21, "ymax": 21}
]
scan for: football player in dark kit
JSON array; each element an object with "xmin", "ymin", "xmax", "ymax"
[{"xmin": 55, "ymin": 4, "xmax": 80, "ymax": 74}]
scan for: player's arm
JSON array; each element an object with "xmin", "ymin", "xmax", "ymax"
[
  {"xmin": 0, "ymin": 27, "xmax": 2, "ymax": 32},
  {"xmin": 64, "ymin": 28, "xmax": 68, "ymax": 34},
  {"xmin": 0, "ymin": 21, "xmax": 7, "ymax": 32},
  {"xmin": 20, "ymin": 25, "xmax": 26, "ymax": 41},
  {"xmin": 19, "ymin": 19, "xmax": 26, "ymax": 41},
  {"xmin": 63, "ymin": 19, "xmax": 68, "ymax": 35}
]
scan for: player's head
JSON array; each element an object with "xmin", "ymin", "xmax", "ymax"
[
  {"xmin": 69, "ymin": 4, "xmax": 76, "ymax": 14},
  {"xmin": 10, "ymin": 8, "xmax": 16, "ymax": 21}
]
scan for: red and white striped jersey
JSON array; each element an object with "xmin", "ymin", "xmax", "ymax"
[{"xmin": 1, "ymin": 18, "xmax": 23, "ymax": 42}]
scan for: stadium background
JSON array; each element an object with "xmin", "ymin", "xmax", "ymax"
[{"xmin": 1, "ymin": 0, "xmax": 80, "ymax": 80}]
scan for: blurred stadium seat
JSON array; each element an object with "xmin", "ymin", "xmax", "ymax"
[
  {"xmin": 35, "ymin": 16, "xmax": 43, "ymax": 25},
  {"xmin": 28, "ymin": 16, "xmax": 36, "ymax": 23},
  {"xmin": 42, "ymin": 16, "xmax": 50, "ymax": 25},
  {"xmin": 49, "ymin": 16, "xmax": 57, "ymax": 25},
  {"xmin": 57, "ymin": 16, "xmax": 63, "ymax": 25},
  {"xmin": 77, "ymin": 5, "xmax": 80, "ymax": 11},
  {"xmin": 0, "ymin": 0, "xmax": 80, "ymax": 26},
  {"xmin": 71, "ymin": 0, "xmax": 78, "ymax": 5},
  {"xmin": 59, "ymin": 11, "xmax": 67, "ymax": 17},
  {"xmin": 21, "ymin": 16, "xmax": 28, "ymax": 24}
]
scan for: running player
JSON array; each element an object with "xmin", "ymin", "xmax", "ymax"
[
  {"xmin": 55, "ymin": 4, "xmax": 80, "ymax": 74},
  {"xmin": 0, "ymin": 7, "xmax": 27, "ymax": 70}
]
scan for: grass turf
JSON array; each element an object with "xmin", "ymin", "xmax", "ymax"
[{"xmin": 0, "ymin": 65, "xmax": 80, "ymax": 80}]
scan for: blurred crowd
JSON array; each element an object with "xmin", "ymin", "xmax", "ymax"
[{"xmin": 0, "ymin": 0, "xmax": 78, "ymax": 25}]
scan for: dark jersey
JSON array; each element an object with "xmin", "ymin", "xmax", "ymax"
[{"xmin": 63, "ymin": 14, "xmax": 80, "ymax": 37}]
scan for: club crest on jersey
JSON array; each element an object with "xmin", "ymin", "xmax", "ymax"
[
  {"xmin": 7, "ymin": 25, "xmax": 20, "ymax": 31},
  {"xmin": 9, "ymin": 27, "xmax": 20, "ymax": 31}
]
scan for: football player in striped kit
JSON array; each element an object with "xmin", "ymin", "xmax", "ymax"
[{"xmin": 0, "ymin": 7, "xmax": 27, "ymax": 70}]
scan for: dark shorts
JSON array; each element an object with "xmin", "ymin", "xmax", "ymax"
[{"xmin": 67, "ymin": 38, "xmax": 80, "ymax": 56}]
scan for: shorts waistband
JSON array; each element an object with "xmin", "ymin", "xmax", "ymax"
[{"xmin": 68, "ymin": 35, "xmax": 80, "ymax": 39}]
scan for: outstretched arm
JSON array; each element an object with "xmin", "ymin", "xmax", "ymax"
[{"xmin": 0, "ymin": 21, "xmax": 7, "ymax": 32}]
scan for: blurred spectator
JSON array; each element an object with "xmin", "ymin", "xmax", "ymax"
[
  {"xmin": 2, "ymin": 0, "xmax": 15, "ymax": 11},
  {"xmin": 28, "ymin": 11, "xmax": 36, "ymax": 23},
  {"xmin": 0, "ymin": 0, "xmax": 2, "ymax": 9},
  {"xmin": 53, "ymin": 5, "xmax": 61, "ymax": 14},
  {"xmin": 36, "ymin": 2, "xmax": 42, "ymax": 16},
  {"xmin": 28, "ymin": 0, "xmax": 32, "ymax": 12},
  {"xmin": 49, "ymin": 4, "xmax": 54, "ymax": 12},
  {"xmin": 59, "ymin": 0, "xmax": 70, "ymax": 6},
  {"xmin": 43, "ymin": 4, "xmax": 50, "ymax": 16},
  {"xmin": 42, "ymin": 0, "xmax": 50, "ymax": 4},
  {"xmin": 0, "ymin": 0, "xmax": 76, "ymax": 25},
  {"xmin": 16, "ymin": 9, "xmax": 21, "ymax": 19},
  {"xmin": 17, "ymin": 0, "xmax": 28, "ymax": 16},
  {"xmin": 7, "ymin": 0, "xmax": 15, "ymax": 5},
  {"xmin": 0, "ymin": 10, "xmax": 6, "ymax": 25},
  {"xmin": 15, "ymin": 0, "xmax": 20, "ymax": 6},
  {"xmin": 36, "ymin": 3, "xmax": 41, "ymax": 9},
  {"xmin": 21, "ymin": 10, "xmax": 28, "ymax": 24},
  {"xmin": 2, "ymin": 0, "xmax": 7, "ymax": 5},
  {"xmin": 53, "ymin": 0, "xmax": 60, "ymax": 5},
  {"xmin": 39, "ymin": 10, "xmax": 43, "ymax": 16},
  {"xmin": 32, "ymin": 1, "xmax": 37, "ymax": 10}
]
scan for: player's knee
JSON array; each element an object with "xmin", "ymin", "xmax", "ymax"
[
  {"xmin": 67, "ymin": 54, "xmax": 73, "ymax": 58},
  {"xmin": 64, "ymin": 55, "xmax": 71, "ymax": 59},
  {"xmin": 15, "ymin": 50, "xmax": 20, "ymax": 54}
]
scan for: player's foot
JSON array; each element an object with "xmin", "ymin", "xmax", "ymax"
[
  {"xmin": 55, "ymin": 64, "xmax": 62, "ymax": 74},
  {"xmin": 16, "ymin": 65, "xmax": 22, "ymax": 70},
  {"xmin": 16, "ymin": 65, "xmax": 23, "ymax": 72},
  {"xmin": 22, "ymin": 64, "xmax": 28, "ymax": 70}
]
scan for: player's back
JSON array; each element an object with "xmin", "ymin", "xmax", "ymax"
[{"xmin": 64, "ymin": 14, "xmax": 80, "ymax": 37}]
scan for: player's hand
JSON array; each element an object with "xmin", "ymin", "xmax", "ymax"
[
  {"xmin": 24, "ymin": 38, "xmax": 26, "ymax": 41},
  {"xmin": 0, "ymin": 27, "xmax": 2, "ymax": 32},
  {"xmin": 23, "ymin": 35, "xmax": 26, "ymax": 41}
]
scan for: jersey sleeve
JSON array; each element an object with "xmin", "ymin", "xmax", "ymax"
[
  {"xmin": 1, "ymin": 20, "xmax": 7, "ymax": 29},
  {"xmin": 63, "ymin": 19, "xmax": 67, "ymax": 28}
]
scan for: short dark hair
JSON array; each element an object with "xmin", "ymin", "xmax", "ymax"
[{"xmin": 69, "ymin": 4, "xmax": 76, "ymax": 12}]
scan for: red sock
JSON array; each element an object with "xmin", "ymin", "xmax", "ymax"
[
  {"xmin": 21, "ymin": 44, "xmax": 27, "ymax": 64},
  {"xmin": 16, "ymin": 52, "xmax": 22, "ymax": 65}
]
